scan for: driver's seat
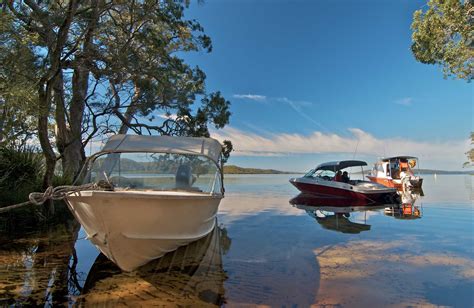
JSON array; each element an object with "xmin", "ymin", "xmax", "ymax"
[{"xmin": 176, "ymin": 164, "xmax": 193, "ymax": 189}]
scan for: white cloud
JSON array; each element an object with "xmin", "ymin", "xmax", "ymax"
[
  {"xmin": 211, "ymin": 126, "xmax": 469, "ymax": 169},
  {"xmin": 395, "ymin": 97, "xmax": 413, "ymax": 106},
  {"xmin": 233, "ymin": 94, "xmax": 267, "ymax": 102},
  {"xmin": 157, "ymin": 113, "xmax": 178, "ymax": 120}
]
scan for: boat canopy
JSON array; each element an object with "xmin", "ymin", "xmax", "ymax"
[
  {"xmin": 97, "ymin": 134, "xmax": 223, "ymax": 165},
  {"xmin": 315, "ymin": 160, "xmax": 367, "ymax": 172},
  {"xmin": 381, "ymin": 156, "xmax": 418, "ymax": 161}
]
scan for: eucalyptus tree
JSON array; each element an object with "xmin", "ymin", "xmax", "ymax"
[
  {"xmin": 0, "ymin": 13, "xmax": 38, "ymax": 147},
  {"xmin": 89, "ymin": 0, "xmax": 230, "ymax": 139},
  {"xmin": 4, "ymin": 0, "xmax": 232, "ymax": 186},
  {"xmin": 4, "ymin": 0, "xmax": 99, "ymax": 185},
  {"xmin": 411, "ymin": 0, "xmax": 474, "ymax": 80}
]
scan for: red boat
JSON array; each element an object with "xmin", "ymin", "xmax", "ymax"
[
  {"xmin": 290, "ymin": 199, "xmax": 388, "ymax": 234},
  {"xmin": 289, "ymin": 160, "xmax": 400, "ymax": 205}
]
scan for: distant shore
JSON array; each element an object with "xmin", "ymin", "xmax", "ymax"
[
  {"xmin": 223, "ymin": 165, "xmax": 473, "ymax": 175},
  {"xmin": 223, "ymin": 165, "xmax": 297, "ymax": 174}
]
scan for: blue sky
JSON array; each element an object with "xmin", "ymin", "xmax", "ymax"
[{"xmin": 180, "ymin": 0, "xmax": 472, "ymax": 171}]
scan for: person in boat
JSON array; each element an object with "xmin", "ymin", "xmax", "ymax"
[
  {"xmin": 341, "ymin": 171, "xmax": 350, "ymax": 183},
  {"xmin": 334, "ymin": 171, "xmax": 342, "ymax": 182}
]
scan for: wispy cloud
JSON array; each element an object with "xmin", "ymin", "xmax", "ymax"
[
  {"xmin": 275, "ymin": 97, "xmax": 313, "ymax": 107},
  {"xmin": 233, "ymin": 94, "xmax": 314, "ymax": 108},
  {"xmin": 233, "ymin": 93, "xmax": 322, "ymax": 129},
  {"xmin": 395, "ymin": 97, "xmax": 413, "ymax": 106},
  {"xmin": 158, "ymin": 113, "xmax": 178, "ymax": 120},
  {"xmin": 233, "ymin": 94, "xmax": 267, "ymax": 102},
  {"xmin": 276, "ymin": 97, "xmax": 325, "ymax": 130},
  {"xmin": 211, "ymin": 126, "xmax": 469, "ymax": 169}
]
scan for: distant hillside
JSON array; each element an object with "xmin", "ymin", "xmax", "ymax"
[
  {"xmin": 416, "ymin": 169, "xmax": 473, "ymax": 175},
  {"xmin": 354, "ymin": 168, "xmax": 473, "ymax": 175},
  {"xmin": 354, "ymin": 168, "xmax": 474, "ymax": 175},
  {"xmin": 223, "ymin": 165, "xmax": 295, "ymax": 174},
  {"xmin": 223, "ymin": 165, "xmax": 473, "ymax": 175}
]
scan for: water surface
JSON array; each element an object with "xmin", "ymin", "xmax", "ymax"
[{"xmin": 0, "ymin": 174, "xmax": 472, "ymax": 307}]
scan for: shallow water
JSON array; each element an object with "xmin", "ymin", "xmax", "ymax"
[{"xmin": 0, "ymin": 174, "xmax": 472, "ymax": 307}]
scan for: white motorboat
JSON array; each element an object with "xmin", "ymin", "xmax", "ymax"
[
  {"xmin": 65, "ymin": 134, "xmax": 225, "ymax": 271},
  {"xmin": 367, "ymin": 156, "xmax": 423, "ymax": 190}
]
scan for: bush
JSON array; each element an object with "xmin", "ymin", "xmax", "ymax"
[{"xmin": 0, "ymin": 146, "xmax": 44, "ymax": 206}]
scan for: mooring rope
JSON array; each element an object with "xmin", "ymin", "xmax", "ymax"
[{"xmin": 0, "ymin": 181, "xmax": 113, "ymax": 214}]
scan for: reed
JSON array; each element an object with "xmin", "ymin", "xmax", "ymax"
[{"xmin": 0, "ymin": 146, "xmax": 44, "ymax": 206}]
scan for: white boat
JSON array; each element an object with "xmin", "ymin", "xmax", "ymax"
[
  {"xmin": 367, "ymin": 156, "xmax": 423, "ymax": 190},
  {"xmin": 65, "ymin": 134, "xmax": 225, "ymax": 272}
]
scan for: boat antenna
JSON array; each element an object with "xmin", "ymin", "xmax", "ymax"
[{"xmin": 353, "ymin": 138, "xmax": 360, "ymax": 159}]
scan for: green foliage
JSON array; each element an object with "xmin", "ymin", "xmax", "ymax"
[
  {"xmin": 0, "ymin": 146, "xmax": 44, "ymax": 206},
  {"xmin": 411, "ymin": 0, "xmax": 474, "ymax": 80},
  {"xmin": 0, "ymin": 13, "xmax": 39, "ymax": 146},
  {"xmin": 1, "ymin": 0, "xmax": 233, "ymax": 183},
  {"xmin": 93, "ymin": 1, "xmax": 232, "ymax": 141},
  {"xmin": 221, "ymin": 140, "xmax": 234, "ymax": 164},
  {"xmin": 464, "ymin": 132, "xmax": 473, "ymax": 167}
]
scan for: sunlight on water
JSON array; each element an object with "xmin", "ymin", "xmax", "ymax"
[{"xmin": 0, "ymin": 174, "xmax": 472, "ymax": 306}]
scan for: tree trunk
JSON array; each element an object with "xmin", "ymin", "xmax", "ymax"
[
  {"xmin": 35, "ymin": 0, "xmax": 80, "ymax": 188},
  {"xmin": 117, "ymin": 84, "xmax": 141, "ymax": 134},
  {"xmin": 55, "ymin": 66, "xmax": 89, "ymax": 183},
  {"xmin": 38, "ymin": 82, "xmax": 57, "ymax": 189},
  {"xmin": 55, "ymin": 0, "xmax": 98, "ymax": 183}
]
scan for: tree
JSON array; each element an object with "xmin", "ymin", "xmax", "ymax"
[
  {"xmin": 3, "ymin": 0, "xmax": 232, "ymax": 186},
  {"xmin": 411, "ymin": 0, "xmax": 474, "ymax": 80},
  {"xmin": 0, "ymin": 13, "xmax": 38, "ymax": 147},
  {"xmin": 464, "ymin": 132, "xmax": 473, "ymax": 167}
]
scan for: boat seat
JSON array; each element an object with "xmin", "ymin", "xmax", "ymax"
[{"xmin": 175, "ymin": 164, "xmax": 194, "ymax": 189}]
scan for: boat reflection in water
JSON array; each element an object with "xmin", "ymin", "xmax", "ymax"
[
  {"xmin": 384, "ymin": 188, "xmax": 424, "ymax": 220},
  {"xmin": 76, "ymin": 223, "xmax": 230, "ymax": 306},
  {"xmin": 290, "ymin": 193, "xmax": 390, "ymax": 234}
]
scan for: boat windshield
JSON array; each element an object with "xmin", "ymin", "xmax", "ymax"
[
  {"xmin": 84, "ymin": 152, "xmax": 222, "ymax": 194},
  {"xmin": 304, "ymin": 169, "xmax": 336, "ymax": 180},
  {"xmin": 305, "ymin": 166, "xmax": 366, "ymax": 181}
]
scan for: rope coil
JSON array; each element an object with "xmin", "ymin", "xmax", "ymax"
[
  {"xmin": 0, "ymin": 181, "xmax": 113, "ymax": 214},
  {"xmin": 28, "ymin": 184, "xmax": 97, "ymax": 206}
]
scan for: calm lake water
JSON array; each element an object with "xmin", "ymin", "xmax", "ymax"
[{"xmin": 0, "ymin": 174, "xmax": 472, "ymax": 307}]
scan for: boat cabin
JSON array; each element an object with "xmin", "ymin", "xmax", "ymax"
[
  {"xmin": 80, "ymin": 135, "xmax": 224, "ymax": 195},
  {"xmin": 303, "ymin": 160, "xmax": 368, "ymax": 184},
  {"xmin": 370, "ymin": 156, "xmax": 419, "ymax": 180}
]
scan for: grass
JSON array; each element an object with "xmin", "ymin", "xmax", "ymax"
[{"xmin": 0, "ymin": 146, "xmax": 44, "ymax": 206}]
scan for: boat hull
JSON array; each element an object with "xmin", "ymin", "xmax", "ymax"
[
  {"xmin": 290, "ymin": 178, "xmax": 400, "ymax": 205},
  {"xmin": 366, "ymin": 176, "xmax": 399, "ymax": 189},
  {"xmin": 290, "ymin": 193, "xmax": 394, "ymax": 208},
  {"xmin": 367, "ymin": 176, "xmax": 423, "ymax": 190},
  {"xmin": 65, "ymin": 190, "xmax": 222, "ymax": 272}
]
